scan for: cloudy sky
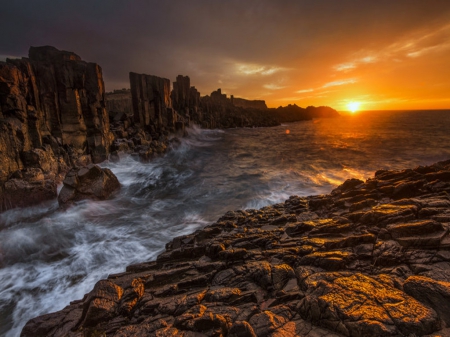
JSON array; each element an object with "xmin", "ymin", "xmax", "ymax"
[{"xmin": 1, "ymin": 0, "xmax": 450, "ymax": 110}]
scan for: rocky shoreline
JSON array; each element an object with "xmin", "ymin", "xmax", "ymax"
[
  {"xmin": 0, "ymin": 45, "xmax": 338, "ymax": 212},
  {"xmin": 21, "ymin": 159, "xmax": 450, "ymax": 337}
]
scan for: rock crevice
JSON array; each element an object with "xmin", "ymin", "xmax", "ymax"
[
  {"xmin": 0, "ymin": 46, "xmax": 112, "ymax": 210},
  {"xmin": 21, "ymin": 159, "xmax": 450, "ymax": 336}
]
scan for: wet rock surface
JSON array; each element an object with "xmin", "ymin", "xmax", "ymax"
[
  {"xmin": 21, "ymin": 159, "xmax": 450, "ymax": 336},
  {"xmin": 58, "ymin": 164, "xmax": 120, "ymax": 206}
]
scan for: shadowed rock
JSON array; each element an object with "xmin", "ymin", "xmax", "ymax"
[
  {"xmin": 0, "ymin": 46, "xmax": 111, "ymax": 211},
  {"xmin": 58, "ymin": 164, "xmax": 120, "ymax": 206}
]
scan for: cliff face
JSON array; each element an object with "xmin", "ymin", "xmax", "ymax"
[
  {"xmin": 0, "ymin": 46, "xmax": 111, "ymax": 210},
  {"xmin": 129, "ymin": 72, "xmax": 178, "ymax": 136},
  {"xmin": 199, "ymin": 89, "xmax": 279, "ymax": 129},
  {"xmin": 0, "ymin": 46, "xmax": 340, "ymax": 212},
  {"xmin": 106, "ymin": 89, "xmax": 132, "ymax": 117},
  {"xmin": 171, "ymin": 75, "xmax": 201, "ymax": 124},
  {"xmin": 232, "ymin": 96, "xmax": 267, "ymax": 110}
]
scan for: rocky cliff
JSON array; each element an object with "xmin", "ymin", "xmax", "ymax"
[
  {"xmin": 199, "ymin": 89, "xmax": 279, "ymax": 129},
  {"xmin": 232, "ymin": 96, "xmax": 267, "ymax": 110},
  {"xmin": 106, "ymin": 89, "xmax": 133, "ymax": 117},
  {"xmin": 0, "ymin": 46, "xmax": 112, "ymax": 211},
  {"xmin": 21, "ymin": 159, "xmax": 450, "ymax": 337},
  {"xmin": 0, "ymin": 46, "xmax": 340, "ymax": 212},
  {"xmin": 171, "ymin": 75, "xmax": 201, "ymax": 124}
]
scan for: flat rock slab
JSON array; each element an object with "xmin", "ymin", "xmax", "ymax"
[{"xmin": 298, "ymin": 273, "xmax": 438, "ymax": 336}]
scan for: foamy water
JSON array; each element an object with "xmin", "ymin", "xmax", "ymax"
[{"xmin": 1, "ymin": 110, "xmax": 450, "ymax": 336}]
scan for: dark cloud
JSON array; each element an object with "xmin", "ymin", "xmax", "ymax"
[{"xmin": 1, "ymin": 0, "xmax": 450, "ymax": 109}]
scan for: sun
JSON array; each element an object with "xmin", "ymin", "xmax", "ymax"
[{"xmin": 347, "ymin": 101, "xmax": 360, "ymax": 113}]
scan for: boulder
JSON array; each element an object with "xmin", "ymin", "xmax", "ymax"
[{"xmin": 58, "ymin": 164, "xmax": 120, "ymax": 206}]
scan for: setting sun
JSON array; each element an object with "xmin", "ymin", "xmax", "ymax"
[{"xmin": 347, "ymin": 101, "xmax": 361, "ymax": 113}]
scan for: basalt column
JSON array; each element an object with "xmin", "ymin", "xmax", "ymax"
[
  {"xmin": 171, "ymin": 75, "xmax": 201, "ymax": 125},
  {"xmin": 129, "ymin": 72, "xmax": 174, "ymax": 136},
  {"xmin": 0, "ymin": 45, "xmax": 112, "ymax": 210}
]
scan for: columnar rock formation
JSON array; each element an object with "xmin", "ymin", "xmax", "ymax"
[
  {"xmin": 199, "ymin": 89, "xmax": 279, "ymax": 129},
  {"xmin": 171, "ymin": 75, "xmax": 201, "ymax": 124},
  {"xmin": 21, "ymin": 159, "xmax": 450, "ymax": 336},
  {"xmin": 0, "ymin": 46, "xmax": 112, "ymax": 210},
  {"xmin": 106, "ymin": 89, "xmax": 133, "ymax": 117},
  {"xmin": 0, "ymin": 45, "xmax": 339, "ymax": 212},
  {"xmin": 129, "ymin": 72, "xmax": 175, "ymax": 133}
]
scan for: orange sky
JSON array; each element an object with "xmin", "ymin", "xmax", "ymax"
[
  {"xmin": 2, "ymin": 1, "xmax": 450, "ymax": 111},
  {"xmin": 217, "ymin": 21, "xmax": 450, "ymax": 111}
]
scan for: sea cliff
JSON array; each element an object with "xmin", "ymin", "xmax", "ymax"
[
  {"xmin": 0, "ymin": 46, "xmax": 111, "ymax": 211},
  {"xmin": 0, "ymin": 46, "xmax": 338, "ymax": 212},
  {"xmin": 21, "ymin": 159, "xmax": 450, "ymax": 337}
]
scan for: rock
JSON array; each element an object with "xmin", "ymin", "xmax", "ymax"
[
  {"xmin": 22, "ymin": 159, "xmax": 450, "ymax": 336},
  {"xmin": 58, "ymin": 164, "xmax": 120, "ymax": 206},
  {"xmin": 404, "ymin": 276, "xmax": 450, "ymax": 326},
  {"xmin": 0, "ymin": 46, "xmax": 112, "ymax": 211},
  {"xmin": 0, "ymin": 168, "xmax": 57, "ymax": 211},
  {"xmin": 299, "ymin": 273, "xmax": 439, "ymax": 335},
  {"xmin": 387, "ymin": 220, "xmax": 447, "ymax": 247},
  {"xmin": 228, "ymin": 321, "xmax": 257, "ymax": 337},
  {"xmin": 248, "ymin": 311, "xmax": 287, "ymax": 336},
  {"xmin": 129, "ymin": 72, "xmax": 174, "ymax": 129},
  {"xmin": 106, "ymin": 89, "xmax": 132, "ymax": 117}
]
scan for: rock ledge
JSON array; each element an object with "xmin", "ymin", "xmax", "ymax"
[{"xmin": 22, "ymin": 159, "xmax": 450, "ymax": 337}]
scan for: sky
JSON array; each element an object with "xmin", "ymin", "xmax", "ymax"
[{"xmin": 1, "ymin": 0, "xmax": 450, "ymax": 111}]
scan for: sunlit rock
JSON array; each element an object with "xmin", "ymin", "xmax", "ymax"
[
  {"xmin": 21, "ymin": 159, "xmax": 450, "ymax": 336},
  {"xmin": 298, "ymin": 273, "xmax": 439, "ymax": 336},
  {"xmin": 0, "ymin": 46, "xmax": 112, "ymax": 211}
]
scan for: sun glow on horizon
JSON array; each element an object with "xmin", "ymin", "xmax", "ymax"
[{"xmin": 347, "ymin": 101, "xmax": 361, "ymax": 113}]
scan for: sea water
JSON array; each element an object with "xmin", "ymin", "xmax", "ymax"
[{"xmin": 1, "ymin": 110, "xmax": 450, "ymax": 336}]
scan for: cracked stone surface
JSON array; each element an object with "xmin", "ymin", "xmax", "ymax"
[{"xmin": 21, "ymin": 159, "xmax": 450, "ymax": 336}]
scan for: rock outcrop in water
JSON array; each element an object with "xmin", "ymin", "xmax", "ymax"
[
  {"xmin": 58, "ymin": 164, "xmax": 120, "ymax": 206},
  {"xmin": 271, "ymin": 104, "xmax": 339, "ymax": 123},
  {"xmin": 0, "ymin": 46, "xmax": 112, "ymax": 210},
  {"xmin": 22, "ymin": 159, "xmax": 450, "ymax": 336}
]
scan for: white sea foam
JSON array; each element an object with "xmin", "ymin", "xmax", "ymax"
[{"xmin": 2, "ymin": 110, "xmax": 450, "ymax": 336}]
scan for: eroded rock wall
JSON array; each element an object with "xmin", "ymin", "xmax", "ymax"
[
  {"xmin": 171, "ymin": 75, "xmax": 201, "ymax": 124},
  {"xmin": 0, "ymin": 46, "xmax": 111, "ymax": 210},
  {"xmin": 106, "ymin": 89, "xmax": 133, "ymax": 117}
]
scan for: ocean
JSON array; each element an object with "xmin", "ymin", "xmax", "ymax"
[{"xmin": 1, "ymin": 109, "xmax": 450, "ymax": 336}]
